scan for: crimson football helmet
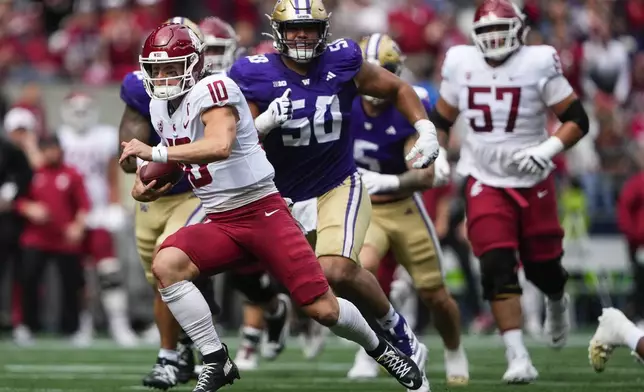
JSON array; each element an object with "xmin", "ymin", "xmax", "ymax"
[
  {"xmin": 199, "ymin": 17, "xmax": 238, "ymax": 73},
  {"xmin": 61, "ymin": 91, "xmax": 98, "ymax": 132},
  {"xmin": 139, "ymin": 24, "xmax": 205, "ymax": 100},
  {"xmin": 472, "ymin": 0, "xmax": 528, "ymax": 60}
]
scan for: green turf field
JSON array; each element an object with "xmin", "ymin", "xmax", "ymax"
[{"xmin": 0, "ymin": 334, "xmax": 641, "ymax": 392}]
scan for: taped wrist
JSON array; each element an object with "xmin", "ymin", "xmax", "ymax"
[{"xmin": 255, "ymin": 110, "xmax": 277, "ymax": 135}]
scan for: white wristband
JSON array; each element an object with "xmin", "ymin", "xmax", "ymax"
[
  {"xmin": 383, "ymin": 174, "xmax": 401, "ymax": 192},
  {"xmin": 255, "ymin": 110, "xmax": 276, "ymax": 136},
  {"xmin": 413, "ymin": 119, "xmax": 437, "ymax": 137},
  {"xmin": 152, "ymin": 145, "xmax": 168, "ymax": 163},
  {"xmin": 535, "ymin": 136, "xmax": 565, "ymax": 160}
]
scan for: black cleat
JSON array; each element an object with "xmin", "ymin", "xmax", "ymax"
[
  {"xmin": 262, "ymin": 293, "xmax": 291, "ymax": 360},
  {"xmin": 142, "ymin": 358, "xmax": 179, "ymax": 390},
  {"xmin": 193, "ymin": 345, "xmax": 240, "ymax": 392},
  {"xmin": 177, "ymin": 342, "xmax": 196, "ymax": 383},
  {"xmin": 369, "ymin": 338, "xmax": 423, "ymax": 390}
]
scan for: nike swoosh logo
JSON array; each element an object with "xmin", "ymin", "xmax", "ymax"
[
  {"xmin": 400, "ymin": 379, "xmax": 415, "ymax": 388},
  {"xmin": 265, "ymin": 210, "xmax": 279, "ymax": 217},
  {"xmin": 183, "ymin": 120, "xmax": 189, "ymax": 128}
]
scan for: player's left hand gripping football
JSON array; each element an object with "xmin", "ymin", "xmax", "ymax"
[
  {"xmin": 131, "ymin": 166, "xmax": 172, "ymax": 202},
  {"xmin": 405, "ymin": 120, "xmax": 440, "ymax": 169},
  {"xmin": 511, "ymin": 146, "xmax": 556, "ymax": 176},
  {"xmin": 357, "ymin": 167, "xmax": 400, "ymax": 194},
  {"xmin": 120, "ymin": 138, "xmax": 153, "ymax": 163},
  {"xmin": 269, "ymin": 88, "xmax": 293, "ymax": 126}
]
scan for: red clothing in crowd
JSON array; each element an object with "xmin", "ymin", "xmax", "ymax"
[
  {"xmin": 17, "ymin": 165, "xmax": 90, "ymax": 254},
  {"xmin": 422, "ymin": 184, "xmax": 453, "ymax": 221},
  {"xmin": 617, "ymin": 172, "xmax": 644, "ymax": 246}
]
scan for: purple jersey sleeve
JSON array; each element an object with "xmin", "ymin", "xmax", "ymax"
[
  {"xmin": 322, "ymin": 38, "xmax": 363, "ymax": 85},
  {"xmin": 228, "ymin": 55, "xmax": 277, "ymax": 111},
  {"xmin": 120, "ymin": 71, "xmax": 151, "ymax": 118}
]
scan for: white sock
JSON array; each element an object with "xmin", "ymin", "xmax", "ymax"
[
  {"xmin": 101, "ymin": 288, "xmax": 130, "ymax": 329},
  {"xmin": 241, "ymin": 326, "xmax": 262, "ymax": 348},
  {"xmin": 158, "ymin": 348, "xmax": 178, "ymax": 362},
  {"xmin": 159, "ymin": 281, "xmax": 223, "ymax": 356},
  {"xmin": 329, "ymin": 298, "xmax": 380, "ymax": 351},
  {"xmin": 625, "ymin": 325, "xmax": 644, "ymax": 352},
  {"xmin": 502, "ymin": 329, "xmax": 528, "ymax": 357},
  {"xmin": 377, "ymin": 304, "xmax": 400, "ymax": 331}
]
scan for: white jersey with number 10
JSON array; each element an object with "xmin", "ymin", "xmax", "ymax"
[
  {"xmin": 149, "ymin": 74, "xmax": 277, "ymax": 213},
  {"xmin": 440, "ymin": 45, "xmax": 574, "ymax": 188}
]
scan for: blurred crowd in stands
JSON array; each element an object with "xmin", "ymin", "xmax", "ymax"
[{"xmin": 1, "ymin": 0, "xmax": 643, "ymax": 232}]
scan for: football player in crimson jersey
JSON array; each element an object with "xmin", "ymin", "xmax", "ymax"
[
  {"xmin": 57, "ymin": 92, "xmax": 140, "ymax": 348},
  {"xmin": 229, "ymin": 0, "xmax": 439, "ymax": 373},
  {"xmin": 347, "ymin": 33, "xmax": 469, "ymax": 389},
  {"xmin": 199, "ymin": 15, "xmax": 290, "ymax": 373},
  {"xmin": 119, "ymin": 18, "xmax": 291, "ymax": 389},
  {"xmin": 199, "ymin": 17, "xmax": 239, "ymax": 74},
  {"xmin": 430, "ymin": 0, "xmax": 589, "ymax": 383},
  {"xmin": 121, "ymin": 23, "xmax": 423, "ymax": 392}
]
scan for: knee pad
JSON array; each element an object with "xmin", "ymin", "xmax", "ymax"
[
  {"xmin": 96, "ymin": 258, "xmax": 123, "ymax": 290},
  {"xmin": 229, "ymin": 271, "xmax": 278, "ymax": 305},
  {"xmin": 479, "ymin": 249, "xmax": 521, "ymax": 301},
  {"xmin": 193, "ymin": 276, "xmax": 221, "ymax": 315},
  {"xmin": 523, "ymin": 257, "xmax": 568, "ymax": 296}
]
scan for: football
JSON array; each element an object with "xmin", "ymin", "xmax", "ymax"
[{"xmin": 139, "ymin": 161, "xmax": 184, "ymax": 189}]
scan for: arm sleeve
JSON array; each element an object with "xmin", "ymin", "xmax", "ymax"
[
  {"xmin": 120, "ymin": 72, "xmax": 151, "ymax": 117},
  {"xmin": 191, "ymin": 76, "xmax": 245, "ymax": 116},
  {"xmin": 439, "ymin": 47, "xmax": 461, "ymax": 107},
  {"xmin": 228, "ymin": 58, "xmax": 265, "ymax": 105},
  {"xmin": 331, "ymin": 38, "xmax": 363, "ymax": 82},
  {"xmin": 538, "ymin": 47, "xmax": 574, "ymax": 106}
]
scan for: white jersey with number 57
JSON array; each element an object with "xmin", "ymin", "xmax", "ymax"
[
  {"xmin": 149, "ymin": 74, "xmax": 277, "ymax": 213},
  {"xmin": 440, "ymin": 45, "xmax": 574, "ymax": 188}
]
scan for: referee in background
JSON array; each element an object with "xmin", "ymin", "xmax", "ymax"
[{"xmin": 0, "ymin": 108, "xmax": 36, "ymax": 338}]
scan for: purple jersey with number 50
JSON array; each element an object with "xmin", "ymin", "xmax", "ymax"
[
  {"xmin": 120, "ymin": 71, "xmax": 192, "ymax": 195},
  {"xmin": 229, "ymin": 39, "xmax": 363, "ymax": 202},
  {"xmin": 352, "ymin": 91, "xmax": 433, "ymax": 175}
]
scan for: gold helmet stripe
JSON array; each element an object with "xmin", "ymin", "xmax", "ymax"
[{"xmin": 365, "ymin": 33, "xmax": 382, "ymax": 63}]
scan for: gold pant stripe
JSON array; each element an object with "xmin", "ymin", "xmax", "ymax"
[
  {"xmin": 342, "ymin": 172, "xmax": 364, "ymax": 259},
  {"xmin": 412, "ymin": 192, "xmax": 444, "ymax": 266}
]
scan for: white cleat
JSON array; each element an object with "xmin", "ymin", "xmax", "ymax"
[
  {"xmin": 13, "ymin": 325, "xmax": 35, "ymax": 347},
  {"xmin": 234, "ymin": 346, "xmax": 259, "ymax": 371},
  {"xmin": 140, "ymin": 324, "xmax": 161, "ymax": 345},
  {"xmin": 69, "ymin": 329, "xmax": 93, "ymax": 348},
  {"xmin": 544, "ymin": 293, "xmax": 570, "ymax": 349},
  {"xmin": 445, "ymin": 346, "xmax": 469, "ymax": 386},
  {"xmin": 502, "ymin": 353, "xmax": 538, "ymax": 384},
  {"xmin": 588, "ymin": 307, "xmax": 631, "ymax": 372},
  {"xmin": 111, "ymin": 326, "xmax": 139, "ymax": 347},
  {"xmin": 347, "ymin": 347, "xmax": 379, "ymax": 379},
  {"xmin": 301, "ymin": 322, "xmax": 330, "ymax": 359}
]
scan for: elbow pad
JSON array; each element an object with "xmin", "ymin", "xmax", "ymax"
[
  {"xmin": 428, "ymin": 108, "xmax": 455, "ymax": 133},
  {"xmin": 557, "ymin": 99, "xmax": 589, "ymax": 135}
]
